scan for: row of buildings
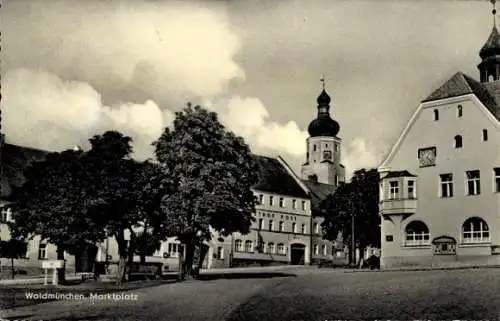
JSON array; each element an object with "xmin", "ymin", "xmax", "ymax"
[{"xmin": 0, "ymin": 85, "xmax": 355, "ymax": 274}]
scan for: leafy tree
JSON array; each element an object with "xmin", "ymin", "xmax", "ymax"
[
  {"xmin": 133, "ymin": 230, "xmax": 162, "ymax": 263},
  {"xmin": 9, "ymin": 149, "xmax": 106, "ymax": 284},
  {"xmin": 154, "ymin": 103, "xmax": 259, "ymax": 280},
  {"xmin": 319, "ymin": 168, "xmax": 380, "ymax": 265},
  {"xmin": 82, "ymin": 131, "xmax": 144, "ymax": 284},
  {"xmin": 0, "ymin": 239, "xmax": 28, "ymax": 279},
  {"xmin": 131, "ymin": 160, "xmax": 170, "ymax": 264}
]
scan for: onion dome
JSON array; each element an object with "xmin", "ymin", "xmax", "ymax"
[
  {"xmin": 316, "ymin": 89, "xmax": 331, "ymax": 105},
  {"xmin": 480, "ymin": 25, "xmax": 500, "ymax": 59},
  {"xmin": 307, "ymin": 89, "xmax": 340, "ymax": 137}
]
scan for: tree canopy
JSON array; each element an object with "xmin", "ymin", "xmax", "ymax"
[
  {"xmin": 153, "ymin": 103, "xmax": 259, "ymax": 278},
  {"xmin": 319, "ymin": 168, "xmax": 380, "ymax": 262},
  {"xmin": 9, "ymin": 149, "xmax": 106, "ymax": 252}
]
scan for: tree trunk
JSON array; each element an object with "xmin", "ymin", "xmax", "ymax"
[
  {"xmin": 56, "ymin": 246, "xmax": 66, "ymax": 285},
  {"xmin": 179, "ymin": 243, "xmax": 195, "ymax": 281},
  {"xmin": 114, "ymin": 232, "xmax": 128, "ymax": 285},
  {"xmin": 126, "ymin": 229, "xmax": 136, "ymax": 282},
  {"xmin": 195, "ymin": 243, "xmax": 209, "ymax": 279},
  {"xmin": 11, "ymin": 257, "xmax": 14, "ymax": 279},
  {"xmin": 358, "ymin": 244, "xmax": 365, "ymax": 269}
]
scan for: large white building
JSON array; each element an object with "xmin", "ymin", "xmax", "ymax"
[{"xmin": 378, "ymin": 13, "xmax": 500, "ymax": 269}]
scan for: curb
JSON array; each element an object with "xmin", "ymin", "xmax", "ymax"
[{"xmin": 343, "ymin": 265, "xmax": 500, "ymax": 273}]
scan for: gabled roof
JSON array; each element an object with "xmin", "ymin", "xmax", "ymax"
[
  {"xmin": 380, "ymin": 72, "xmax": 500, "ymax": 169},
  {"xmin": 251, "ymin": 155, "xmax": 309, "ymax": 198},
  {"xmin": 1, "ymin": 143, "xmax": 49, "ymax": 198},
  {"xmin": 382, "ymin": 170, "xmax": 416, "ymax": 179},
  {"xmin": 301, "ymin": 179, "xmax": 336, "ymax": 212},
  {"xmin": 422, "ymin": 72, "xmax": 500, "ymax": 121}
]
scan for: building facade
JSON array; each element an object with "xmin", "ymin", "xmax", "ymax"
[{"xmin": 378, "ymin": 18, "xmax": 500, "ymax": 269}]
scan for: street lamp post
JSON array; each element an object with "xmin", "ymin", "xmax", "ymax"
[{"xmin": 351, "ymin": 213, "xmax": 355, "ymax": 266}]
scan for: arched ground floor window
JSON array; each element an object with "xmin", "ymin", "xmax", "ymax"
[
  {"xmin": 462, "ymin": 217, "xmax": 490, "ymax": 243},
  {"xmin": 405, "ymin": 220, "xmax": 430, "ymax": 246}
]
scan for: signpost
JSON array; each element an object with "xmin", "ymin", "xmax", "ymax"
[{"xmin": 42, "ymin": 260, "xmax": 64, "ymax": 285}]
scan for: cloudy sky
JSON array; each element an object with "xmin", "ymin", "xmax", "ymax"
[{"xmin": 1, "ymin": 0, "xmax": 496, "ymax": 178}]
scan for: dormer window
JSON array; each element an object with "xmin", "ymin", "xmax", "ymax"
[
  {"xmin": 483, "ymin": 129, "xmax": 488, "ymax": 141},
  {"xmin": 457, "ymin": 105, "xmax": 463, "ymax": 117},
  {"xmin": 434, "ymin": 109, "xmax": 439, "ymax": 121},
  {"xmin": 454, "ymin": 135, "xmax": 463, "ymax": 148}
]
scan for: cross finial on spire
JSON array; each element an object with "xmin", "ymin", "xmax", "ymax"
[
  {"xmin": 320, "ymin": 74, "xmax": 325, "ymax": 90},
  {"xmin": 491, "ymin": 0, "xmax": 497, "ymax": 26}
]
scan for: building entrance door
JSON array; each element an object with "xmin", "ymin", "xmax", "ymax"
[{"xmin": 290, "ymin": 244, "xmax": 306, "ymax": 265}]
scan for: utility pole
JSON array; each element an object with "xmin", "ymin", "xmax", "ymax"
[{"xmin": 351, "ymin": 213, "xmax": 355, "ymax": 266}]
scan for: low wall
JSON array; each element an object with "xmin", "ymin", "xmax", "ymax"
[{"xmin": 381, "ymin": 254, "xmax": 500, "ymax": 269}]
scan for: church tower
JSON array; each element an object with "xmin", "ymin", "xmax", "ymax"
[
  {"xmin": 478, "ymin": 0, "xmax": 500, "ymax": 82},
  {"xmin": 301, "ymin": 79, "xmax": 345, "ymax": 186}
]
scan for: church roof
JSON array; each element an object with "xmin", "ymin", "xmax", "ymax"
[
  {"xmin": 251, "ymin": 155, "xmax": 309, "ymax": 198},
  {"xmin": 480, "ymin": 25, "xmax": 500, "ymax": 59},
  {"xmin": 422, "ymin": 71, "xmax": 500, "ymax": 121},
  {"xmin": 301, "ymin": 179, "xmax": 336, "ymax": 212},
  {"xmin": 1, "ymin": 143, "xmax": 49, "ymax": 199}
]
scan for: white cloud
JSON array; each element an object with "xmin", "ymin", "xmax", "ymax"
[
  {"xmin": 4, "ymin": 1, "xmax": 243, "ymax": 102},
  {"xmin": 212, "ymin": 96, "xmax": 308, "ymax": 157},
  {"xmin": 2, "ymin": 68, "xmax": 173, "ymax": 159},
  {"xmin": 342, "ymin": 137, "xmax": 387, "ymax": 180}
]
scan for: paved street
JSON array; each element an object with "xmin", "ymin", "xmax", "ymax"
[{"xmin": 1, "ymin": 267, "xmax": 499, "ymax": 320}]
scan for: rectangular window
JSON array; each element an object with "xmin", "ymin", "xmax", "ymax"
[
  {"xmin": 335, "ymin": 175, "xmax": 339, "ymax": 186},
  {"xmin": 292, "ymin": 222, "xmax": 297, "ymax": 233},
  {"xmin": 292, "ymin": 199, "xmax": 297, "ymax": 209},
  {"xmin": 301, "ymin": 201, "xmax": 306, "ymax": 210},
  {"xmin": 466, "ymin": 170, "xmax": 481, "ymax": 195},
  {"xmin": 259, "ymin": 194, "xmax": 264, "ymax": 204},
  {"xmin": 168, "ymin": 243, "xmax": 180, "ymax": 257},
  {"xmin": 385, "ymin": 235, "xmax": 394, "ymax": 242},
  {"xmin": 279, "ymin": 197, "xmax": 285, "ymax": 208},
  {"xmin": 269, "ymin": 220, "xmax": 274, "ymax": 231},
  {"xmin": 301, "ymin": 224, "xmax": 306, "ymax": 234},
  {"xmin": 217, "ymin": 247, "xmax": 224, "ymax": 259},
  {"xmin": 322, "ymin": 244, "xmax": 327, "ymax": 256},
  {"xmin": 279, "ymin": 221, "xmax": 284, "ymax": 232},
  {"xmin": 38, "ymin": 243, "xmax": 47, "ymax": 260},
  {"xmin": 258, "ymin": 219, "xmax": 264, "ymax": 230},
  {"xmin": 389, "ymin": 181, "xmax": 399, "ymax": 199},
  {"xmin": 0, "ymin": 207, "xmax": 10, "ymax": 223},
  {"xmin": 313, "ymin": 244, "xmax": 319, "ymax": 255},
  {"xmin": 407, "ymin": 180, "xmax": 416, "ymax": 199},
  {"xmin": 269, "ymin": 196, "xmax": 274, "ymax": 206},
  {"xmin": 494, "ymin": 168, "xmax": 500, "ymax": 193},
  {"xmin": 440, "ymin": 174, "xmax": 453, "ymax": 198},
  {"xmin": 314, "ymin": 223, "xmax": 319, "ymax": 234}
]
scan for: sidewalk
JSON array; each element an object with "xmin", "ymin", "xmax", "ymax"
[
  {"xmin": 0, "ymin": 273, "xmax": 93, "ymax": 286},
  {"xmin": 344, "ymin": 264, "xmax": 500, "ymax": 273}
]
